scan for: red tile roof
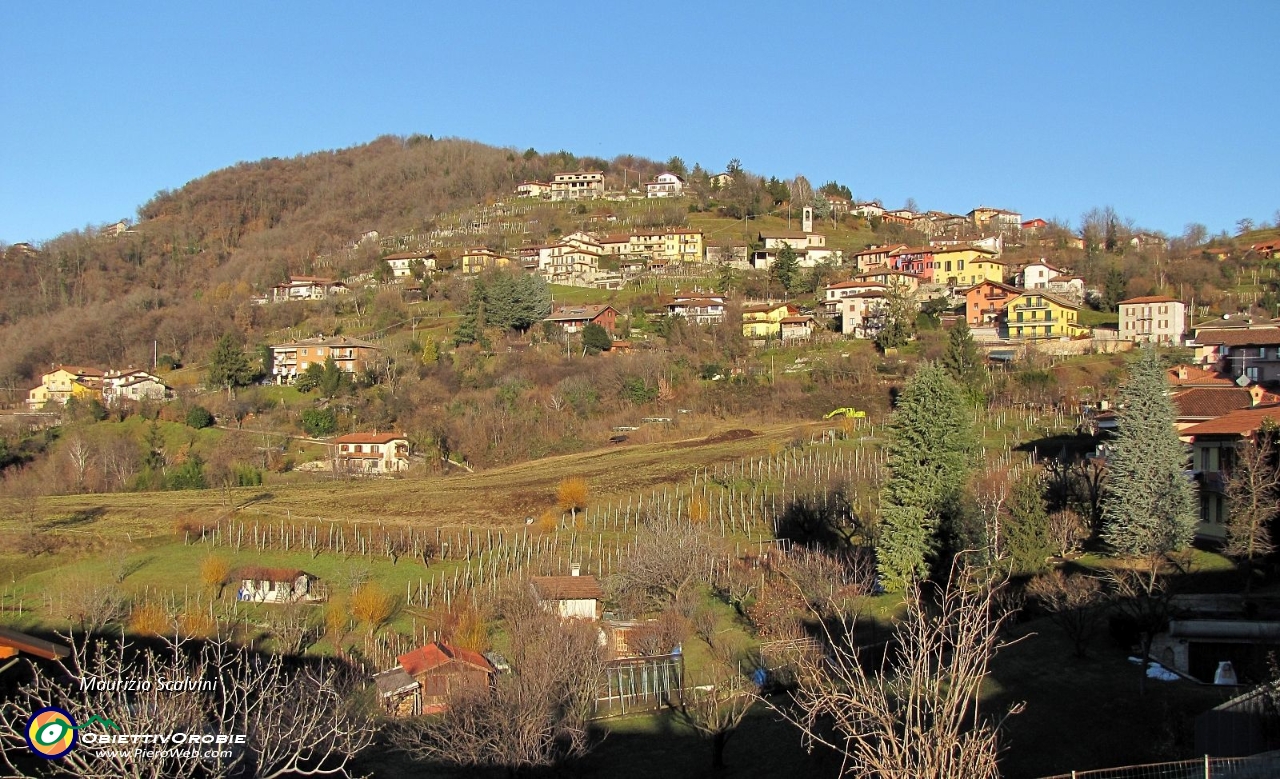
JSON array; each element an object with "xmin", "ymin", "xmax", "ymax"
[
  {"xmin": 398, "ymin": 642, "xmax": 494, "ymax": 676},
  {"xmin": 1173, "ymin": 388, "xmax": 1263, "ymax": 420},
  {"xmin": 1182, "ymin": 404, "xmax": 1280, "ymax": 436},
  {"xmin": 530, "ymin": 575, "xmax": 604, "ymax": 601},
  {"xmin": 234, "ymin": 566, "xmax": 311, "ymax": 583},
  {"xmin": 1120, "ymin": 296, "xmax": 1181, "ymax": 305},
  {"xmin": 1167, "ymin": 365, "xmax": 1236, "ymax": 387},
  {"xmin": 1193, "ymin": 328, "xmax": 1280, "ymax": 347},
  {"xmin": 546, "ymin": 304, "xmax": 616, "ymax": 322},
  {"xmin": 333, "ymin": 432, "xmax": 406, "ymax": 445}
]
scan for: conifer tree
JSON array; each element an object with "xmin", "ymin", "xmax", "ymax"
[
  {"xmin": 1100, "ymin": 348, "xmax": 1197, "ymax": 556},
  {"xmin": 942, "ymin": 320, "xmax": 985, "ymax": 394},
  {"xmin": 878, "ymin": 363, "xmax": 977, "ymax": 590},
  {"xmin": 771, "ymin": 244, "xmax": 800, "ymax": 295},
  {"xmin": 206, "ymin": 333, "xmax": 256, "ymax": 398}
]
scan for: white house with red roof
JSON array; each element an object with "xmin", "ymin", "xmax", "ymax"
[
  {"xmin": 333, "ymin": 432, "xmax": 410, "ymax": 473},
  {"xmin": 822, "ymin": 279, "xmax": 888, "ymax": 314},
  {"xmin": 1118, "ymin": 296, "xmax": 1186, "ymax": 345}
]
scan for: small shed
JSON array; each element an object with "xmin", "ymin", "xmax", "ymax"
[
  {"xmin": 389, "ymin": 642, "xmax": 496, "ymax": 715},
  {"xmin": 530, "ymin": 566, "xmax": 604, "ymax": 620},
  {"xmin": 234, "ymin": 567, "xmax": 323, "ymax": 604}
]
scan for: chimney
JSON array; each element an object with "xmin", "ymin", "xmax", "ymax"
[
  {"xmin": 1177, "ymin": 366, "xmax": 1188, "ymax": 380},
  {"xmin": 570, "ymin": 563, "xmax": 581, "ymax": 577}
]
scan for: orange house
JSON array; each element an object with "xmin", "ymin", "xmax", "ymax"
[{"xmin": 964, "ymin": 280, "xmax": 1024, "ymax": 326}]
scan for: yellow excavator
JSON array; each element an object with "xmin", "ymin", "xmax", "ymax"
[{"xmin": 823, "ymin": 407, "xmax": 866, "ymax": 420}]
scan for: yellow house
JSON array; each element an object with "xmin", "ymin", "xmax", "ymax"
[
  {"xmin": 931, "ymin": 247, "xmax": 1005, "ymax": 287},
  {"xmin": 741, "ymin": 303, "xmax": 797, "ymax": 339},
  {"xmin": 460, "ymin": 248, "xmax": 511, "ymax": 275},
  {"xmin": 629, "ymin": 229, "xmax": 704, "ymax": 265},
  {"xmin": 1004, "ymin": 292, "xmax": 1088, "ymax": 340},
  {"xmin": 26, "ymin": 366, "xmax": 104, "ymax": 410}
]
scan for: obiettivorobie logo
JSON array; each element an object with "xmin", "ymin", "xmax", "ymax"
[{"xmin": 24, "ymin": 707, "xmax": 118, "ymax": 759}]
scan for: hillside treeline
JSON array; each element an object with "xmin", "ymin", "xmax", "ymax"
[{"xmin": 0, "ymin": 136, "xmax": 667, "ymax": 384}]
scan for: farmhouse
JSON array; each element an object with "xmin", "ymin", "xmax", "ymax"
[
  {"xmin": 270, "ymin": 276, "xmax": 347, "ymax": 302},
  {"xmin": 26, "ymin": 366, "xmax": 104, "ymax": 410},
  {"xmin": 333, "ymin": 432, "xmax": 410, "ymax": 473},
  {"xmin": 102, "ymin": 369, "xmax": 169, "ymax": 404},
  {"xmin": 234, "ymin": 567, "xmax": 323, "ymax": 604},
  {"xmin": 530, "ymin": 566, "xmax": 603, "ymax": 620},
  {"xmin": 645, "ymin": 172, "xmax": 685, "ymax": 198},
  {"xmin": 543, "ymin": 304, "xmax": 618, "ymax": 334}
]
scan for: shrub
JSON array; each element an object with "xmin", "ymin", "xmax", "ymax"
[
  {"xmin": 621, "ymin": 377, "xmax": 658, "ymax": 405},
  {"xmin": 556, "ymin": 477, "xmax": 589, "ymax": 515},
  {"xmin": 351, "ymin": 584, "xmax": 394, "ymax": 633},
  {"xmin": 185, "ymin": 405, "xmax": 214, "ymax": 429},
  {"xmin": 128, "ymin": 602, "xmax": 172, "ymax": 636},
  {"xmin": 199, "ymin": 555, "xmax": 230, "ymax": 596},
  {"xmin": 165, "ymin": 457, "xmax": 206, "ymax": 490},
  {"xmin": 582, "ymin": 323, "xmax": 611, "ymax": 354},
  {"xmin": 301, "ymin": 408, "xmax": 337, "ymax": 437}
]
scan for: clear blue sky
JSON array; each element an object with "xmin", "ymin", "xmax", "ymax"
[{"xmin": 2, "ymin": 0, "xmax": 1277, "ymax": 244}]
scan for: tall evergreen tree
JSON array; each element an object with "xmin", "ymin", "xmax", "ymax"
[
  {"xmin": 206, "ymin": 333, "xmax": 256, "ymax": 398},
  {"xmin": 878, "ymin": 363, "xmax": 978, "ymax": 590},
  {"xmin": 1100, "ymin": 348, "xmax": 1198, "ymax": 557},
  {"xmin": 941, "ymin": 320, "xmax": 985, "ymax": 391},
  {"xmin": 771, "ymin": 244, "xmax": 800, "ymax": 295},
  {"xmin": 873, "ymin": 279, "xmax": 916, "ymax": 351}
]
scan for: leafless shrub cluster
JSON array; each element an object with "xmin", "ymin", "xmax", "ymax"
[
  {"xmin": 391, "ymin": 584, "xmax": 604, "ymax": 771},
  {"xmin": 0, "ymin": 632, "xmax": 374, "ymax": 779},
  {"xmin": 771, "ymin": 564, "xmax": 1021, "ymax": 779}
]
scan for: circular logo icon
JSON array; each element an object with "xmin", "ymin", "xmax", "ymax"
[{"xmin": 25, "ymin": 707, "xmax": 77, "ymax": 759}]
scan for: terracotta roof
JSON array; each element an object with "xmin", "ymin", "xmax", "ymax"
[
  {"xmin": 1182, "ymin": 404, "xmax": 1280, "ymax": 437},
  {"xmin": 234, "ymin": 566, "xmax": 311, "ymax": 583},
  {"xmin": 1193, "ymin": 328, "xmax": 1280, "ymax": 347},
  {"xmin": 530, "ymin": 575, "xmax": 604, "ymax": 601},
  {"xmin": 383, "ymin": 251, "xmax": 436, "ymax": 261},
  {"xmin": 53, "ymin": 365, "xmax": 105, "ymax": 377},
  {"xmin": 272, "ymin": 335, "xmax": 379, "ymax": 349},
  {"xmin": 741, "ymin": 303, "xmax": 795, "ymax": 315},
  {"xmin": 826, "ymin": 280, "xmax": 887, "ymax": 291},
  {"xmin": 333, "ymin": 432, "xmax": 406, "ymax": 445},
  {"xmin": 1120, "ymin": 296, "xmax": 1181, "ymax": 305},
  {"xmin": 398, "ymin": 642, "xmax": 495, "ymax": 676},
  {"xmin": 963, "ymin": 280, "xmax": 1024, "ymax": 295},
  {"xmin": 852, "ymin": 245, "xmax": 905, "ymax": 256},
  {"xmin": 0, "ymin": 627, "xmax": 69, "ymax": 661},
  {"xmin": 545, "ymin": 304, "xmax": 616, "ymax": 322},
  {"xmin": 932, "ymin": 243, "xmax": 997, "ymax": 254},
  {"xmin": 279, "ymin": 276, "xmax": 337, "ymax": 285},
  {"xmin": 1173, "ymin": 388, "xmax": 1262, "ymax": 419},
  {"xmin": 1167, "ymin": 365, "xmax": 1236, "ymax": 387},
  {"xmin": 780, "ymin": 316, "xmax": 815, "ymax": 325}
]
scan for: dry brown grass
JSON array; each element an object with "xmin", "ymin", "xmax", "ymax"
[{"xmin": 20, "ymin": 421, "xmax": 824, "ymax": 537}]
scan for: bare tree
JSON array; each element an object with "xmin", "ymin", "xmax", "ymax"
[
  {"xmin": 1224, "ymin": 430, "xmax": 1280, "ymax": 589},
  {"xmin": 391, "ymin": 586, "xmax": 605, "ymax": 772},
  {"xmin": 1027, "ymin": 569, "xmax": 1106, "ymax": 657},
  {"xmin": 1107, "ymin": 556, "xmax": 1185, "ymax": 695},
  {"xmin": 672, "ymin": 636, "xmax": 757, "ymax": 770},
  {"xmin": 768, "ymin": 564, "xmax": 1020, "ymax": 779},
  {"xmin": 610, "ymin": 519, "xmax": 720, "ymax": 613},
  {"xmin": 0, "ymin": 632, "xmax": 374, "ymax": 779}
]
